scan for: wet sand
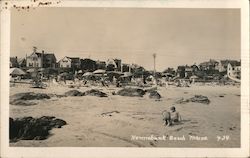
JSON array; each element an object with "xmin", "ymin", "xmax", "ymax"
[{"xmin": 9, "ymin": 83, "xmax": 240, "ymax": 147}]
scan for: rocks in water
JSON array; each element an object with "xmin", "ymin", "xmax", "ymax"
[
  {"xmin": 83, "ymin": 89, "xmax": 108, "ymax": 97},
  {"xmin": 10, "ymin": 92, "xmax": 51, "ymax": 105},
  {"xmin": 149, "ymin": 91, "xmax": 161, "ymax": 100},
  {"xmin": 10, "ymin": 116, "xmax": 67, "ymax": 141},
  {"xmin": 64, "ymin": 90, "xmax": 84, "ymax": 96},
  {"xmin": 176, "ymin": 95, "xmax": 210, "ymax": 104},
  {"xmin": 116, "ymin": 88, "xmax": 146, "ymax": 97}
]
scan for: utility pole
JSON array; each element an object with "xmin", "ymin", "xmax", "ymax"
[{"xmin": 153, "ymin": 53, "xmax": 156, "ymax": 77}]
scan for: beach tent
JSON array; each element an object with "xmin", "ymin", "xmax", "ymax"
[
  {"xmin": 10, "ymin": 68, "xmax": 26, "ymax": 76},
  {"xmin": 93, "ymin": 69, "xmax": 106, "ymax": 74}
]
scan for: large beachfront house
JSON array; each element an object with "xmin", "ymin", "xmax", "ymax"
[
  {"xmin": 227, "ymin": 61, "xmax": 241, "ymax": 79},
  {"xmin": 217, "ymin": 60, "xmax": 239, "ymax": 73},
  {"xmin": 58, "ymin": 56, "xmax": 80, "ymax": 69},
  {"xmin": 26, "ymin": 47, "xmax": 57, "ymax": 68},
  {"xmin": 199, "ymin": 59, "xmax": 219, "ymax": 71}
]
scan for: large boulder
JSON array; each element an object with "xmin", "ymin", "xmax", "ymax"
[
  {"xmin": 10, "ymin": 92, "xmax": 51, "ymax": 105},
  {"xmin": 116, "ymin": 88, "xmax": 146, "ymax": 97},
  {"xmin": 10, "ymin": 116, "xmax": 67, "ymax": 141},
  {"xmin": 149, "ymin": 91, "xmax": 162, "ymax": 100},
  {"xmin": 83, "ymin": 89, "xmax": 108, "ymax": 97},
  {"xmin": 64, "ymin": 90, "xmax": 84, "ymax": 96}
]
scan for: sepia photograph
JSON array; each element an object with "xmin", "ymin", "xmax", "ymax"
[{"xmin": 1, "ymin": 0, "xmax": 249, "ymax": 157}]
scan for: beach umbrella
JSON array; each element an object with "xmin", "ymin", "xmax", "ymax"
[
  {"xmin": 78, "ymin": 70, "xmax": 83, "ymax": 74},
  {"xmin": 82, "ymin": 72, "xmax": 94, "ymax": 77},
  {"xmin": 10, "ymin": 68, "xmax": 26, "ymax": 75},
  {"xmin": 38, "ymin": 68, "xmax": 46, "ymax": 72},
  {"xmin": 93, "ymin": 69, "xmax": 106, "ymax": 74},
  {"xmin": 190, "ymin": 75, "xmax": 199, "ymax": 79},
  {"xmin": 120, "ymin": 72, "xmax": 132, "ymax": 78},
  {"xmin": 27, "ymin": 68, "xmax": 37, "ymax": 73},
  {"xmin": 164, "ymin": 73, "xmax": 175, "ymax": 77}
]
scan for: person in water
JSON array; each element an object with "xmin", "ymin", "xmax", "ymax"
[{"xmin": 162, "ymin": 106, "xmax": 182, "ymax": 126}]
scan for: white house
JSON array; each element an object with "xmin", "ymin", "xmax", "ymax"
[
  {"xmin": 227, "ymin": 61, "xmax": 241, "ymax": 79},
  {"xmin": 58, "ymin": 56, "xmax": 80, "ymax": 69}
]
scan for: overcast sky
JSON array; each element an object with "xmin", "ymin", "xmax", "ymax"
[{"xmin": 11, "ymin": 8, "xmax": 240, "ymax": 71}]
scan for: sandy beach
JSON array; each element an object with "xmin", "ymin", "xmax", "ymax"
[{"xmin": 9, "ymin": 83, "xmax": 240, "ymax": 147}]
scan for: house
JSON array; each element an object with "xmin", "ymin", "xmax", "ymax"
[
  {"xmin": 18, "ymin": 58, "xmax": 26, "ymax": 68},
  {"xmin": 96, "ymin": 60, "xmax": 106, "ymax": 70},
  {"xmin": 176, "ymin": 66, "xmax": 185, "ymax": 78},
  {"xmin": 58, "ymin": 56, "xmax": 80, "ymax": 69},
  {"xmin": 199, "ymin": 59, "xmax": 219, "ymax": 71},
  {"xmin": 106, "ymin": 58, "xmax": 122, "ymax": 71},
  {"xmin": 80, "ymin": 58, "xmax": 97, "ymax": 72},
  {"xmin": 227, "ymin": 61, "xmax": 241, "ymax": 79},
  {"xmin": 184, "ymin": 66, "xmax": 193, "ymax": 78},
  {"xmin": 121, "ymin": 64, "xmax": 130, "ymax": 72},
  {"xmin": 217, "ymin": 60, "xmax": 239, "ymax": 72},
  {"xmin": 10, "ymin": 57, "xmax": 19, "ymax": 68},
  {"xmin": 26, "ymin": 47, "xmax": 57, "ymax": 68}
]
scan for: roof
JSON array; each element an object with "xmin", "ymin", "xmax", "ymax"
[
  {"xmin": 44, "ymin": 53, "xmax": 56, "ymax": 61},
  {"xmin": 220, "ymin": 60, "xmax": 239, "ymax": 66},
  {"xmin": 17, "ymin": 58, "xmax": 26, "ymax": 64},
  {"xmin": 199, "ymin": 59, "xmax": 218, "ymax": 66},
  {"xmin": 66, "ymin": 56, "xmax": 80, "ymax": 62},
  {"xmin": 228, "ymin": 61, "xmax": 241, "ymax": 67}
]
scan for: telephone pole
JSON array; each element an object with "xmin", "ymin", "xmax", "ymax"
[{"xmin": 153, "ymin": 53, "xmax": 156, "ymax": 77}]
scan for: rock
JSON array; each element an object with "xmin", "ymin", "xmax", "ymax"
[
  {"xmin": 116, "ymin": 88, "xmax": 146, "ymax": 97},
  {"xmin": 10, "ymin": 92, "xmax": 51, "ymax": 105},
  {"xmin": 83, "ymin": 89, "xmax": 108, "ymax": 97},
  {"xmin": 64, "ymin": 90, "xmax": 83, "ymax": 96},
  {"xmin": 189, "ymin": 95, "xmax": 210, "ymax": 104},
  {"xmin": 149, "ymin": 91, "xmax": 161, "ymax": 100},
  {"xmin": 9, "ymin": 116, "xmax": 67, "ymax": 141},
  {"xmin": 175, "ymin": 95, "xmax": 210, "ymax": 104}
]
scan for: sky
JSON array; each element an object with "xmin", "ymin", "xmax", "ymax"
[{"xmin": 11, "ymin": 8, "xmax": 240, "ymax": 71}]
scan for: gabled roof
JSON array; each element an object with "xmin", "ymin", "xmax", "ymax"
[
  {"xmin": 44, "ymin": 53, "xmax": 56, "ymax": 61},
  {"xmin": 220, "ymin": 60, "xmax": 239, "ymax": 66},
  {"xmin": 17, "ymin": 58, "xmax": 26, "ymax": 64},
  {"xmin": 228, "ymin": 61, "xmax": 241, "ymax": 67}
]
